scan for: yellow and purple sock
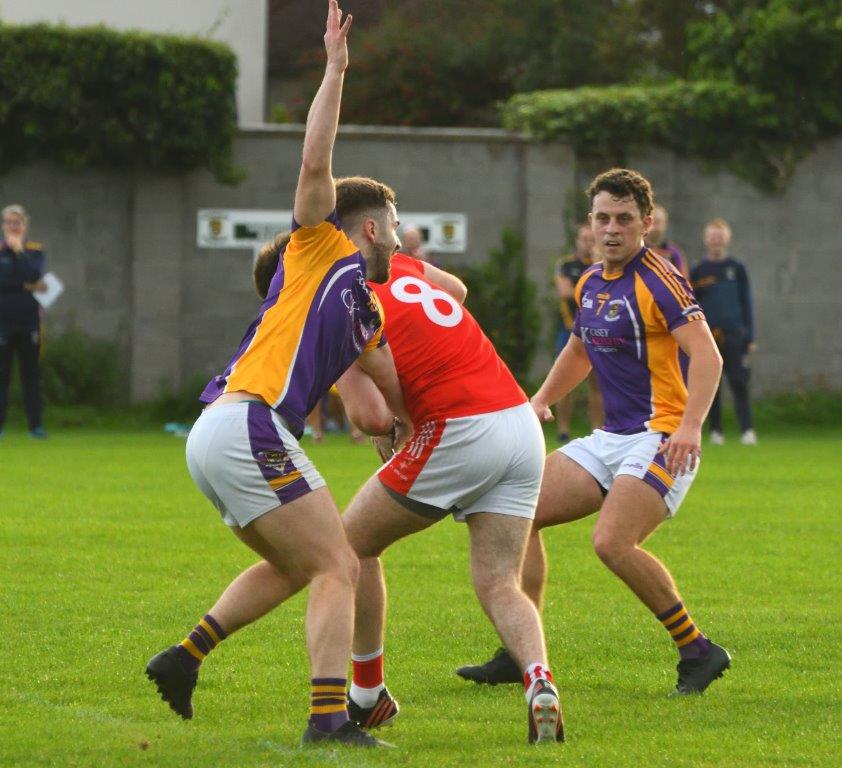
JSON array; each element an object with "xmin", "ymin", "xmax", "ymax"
[
  {"xmin": 309, "ymin": 678, "xmax": 350, "ymax": 733},
  {"xmin": 175, "ymin": 614, "xmax": 227, "ymax": 673},
  {"xmin": 658, "ymin": 602, "xmax": 712, "ymax": 660}
]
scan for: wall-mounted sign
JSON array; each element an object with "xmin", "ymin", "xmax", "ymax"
[
  {"xmin": 397, "ymin": 213, "xmax": 467, "ymax": 253},
  {"xmin": 197, "ymin": 209, "xmax": 292, "ymax": 249},
  {"xmin": 197, "ymin": 209, "xmax": 468, "ymax": 253}
]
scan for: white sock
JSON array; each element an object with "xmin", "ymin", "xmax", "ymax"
[{"xmin": 349, "ymin": 682, "xmax": 385, "ymax": 708}]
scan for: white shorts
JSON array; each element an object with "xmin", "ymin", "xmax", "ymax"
[
  {"xmin": 378, "ymin": 402, "xmax": 545, "ymax": 521},
  {"xmin": 558, "ymin": 429, "xmax": 697, "ymax": 517},
  {"xmin": 185, "ymin": 401, "xmax": 326, "ymax": 528}
]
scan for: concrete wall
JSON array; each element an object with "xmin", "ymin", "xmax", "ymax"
[
  {"xmin": 597, "ymin": 142, "xmax": 842, "ymax": 393},
  {"xmin": 1, "ymin": 127, "xmax": 839, "ymax": 401},
  {"xmin": 0, "ymin": 0, "xmax": 267, "ymax": 124}
]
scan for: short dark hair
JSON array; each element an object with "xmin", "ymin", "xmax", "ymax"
[
  {"xmin": 587, "ymin": 168, "xmax": 654, "ymax": 219},
  {"xmin": 253, "ymin": 231, "xmax": 290, "ymax": 299},
  {"xmin": 335, "ymin": 176, "xmax": 396, "ymax": 228}
]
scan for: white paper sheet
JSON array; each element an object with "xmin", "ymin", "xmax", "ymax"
[{"xmin": 33, "ymin": 272, "xmax": 64, "ymax": 310}]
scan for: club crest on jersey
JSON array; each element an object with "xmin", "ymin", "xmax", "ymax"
[
  {"xmin": 605, "ymin": 300, "xmax": 624, "ymax": 322},
  {"xmin": 581, "ymin": 291, "xmax": 594, "ymax": 309},
  {"xmin": 256, "ymin": 449, "xmax": 290, "ymax": 470}
]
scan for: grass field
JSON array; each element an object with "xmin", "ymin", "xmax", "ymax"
[{"xmin": 1, "ymin": 425, "xmax": 840, "ymax": 767}]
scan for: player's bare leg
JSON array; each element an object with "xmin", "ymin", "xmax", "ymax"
[
  {"xmin": 342, "ymin": 476, "xmax": 435, "ymax": 727},
  {"xmin": 467, "ymin": 511, "xmax": 563, "ymax": 743},
  {"xmin": 145, "ymin": 488, "xmax": 359, "ymax": 720},
  {"xmin": 522, "ymin": 452, "xmax": 604, "ymax": 610},
  {"xmin": 242, "ymin": 489, "xmax": 359, "ymax": 678},
  {"xmin": 458, "ymin": 452, "xmax": 601, "ymax": 685},
  {"xmin": 467, "ymin": 513, "xmax": 545, "ymax": 668},
  {"xmin": 206, "ymin": 559, "xmax": 308, "ymax": 633},
  {"xmin": 593, "ymin": 475, "xmax": 731, "ymax": 694},
  {"xmin": 590, "ymin": 476, "xmax": 676, "ymax": 613},
  {"xmin": 352, "ymin": 557, "xmax": 387, "ymax": 656}
]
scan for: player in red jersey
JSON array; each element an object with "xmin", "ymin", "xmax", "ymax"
[
  {"xmin": 340, "ymin": 254, "xmax": 563, "ymax": 743},
  {"xmin": 254, "ymin": 249, "xmax": 563, "ymax": 744}
]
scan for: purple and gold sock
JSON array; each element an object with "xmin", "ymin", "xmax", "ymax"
[
  {"xmin": 657, "ymin": 602, "xmax": 712, "ymax": 660},
  {"xmin": 175, "ymin": 614, "xmax": 227, "ymax": 673},
  {"xmin": 309, "ymin": 677, "xmax": 350, "ymax": 733}
]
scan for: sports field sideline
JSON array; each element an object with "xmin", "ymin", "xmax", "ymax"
[{"xmin": 1, "ymin": 426, "xmax": 839, "ymax": 767}]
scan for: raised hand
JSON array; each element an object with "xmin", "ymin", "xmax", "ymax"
[{"xmin": 324, "ymin": 0, "xmax": 353, "ymax": 73}]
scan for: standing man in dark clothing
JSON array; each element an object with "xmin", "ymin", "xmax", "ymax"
[
  {"xmin": 552, "ymin": 223, "xmax": 603, "ymax": 442},
  {"xmin": 0, "ymin": 204, "xmax": 46, "ymax": 438},
  {"xmin": 645, "ymin": 204, "xmax": 690, "ymax": 280},
  {"xmin": 691, "ymin": 218, "xmax": 757, "ymax": 445}
]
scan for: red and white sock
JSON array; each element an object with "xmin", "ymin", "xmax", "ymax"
[
  {"xmin": 523, "ymin": 662, "xmax": 555, "ymax": 701},
  {"xmin": 350, "ymin": 647, "xmax": 385, "ymax": 708}
]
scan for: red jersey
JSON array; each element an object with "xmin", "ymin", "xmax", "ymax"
[{"xmin": 369, "ymin": 254, "xmax": 525, "ymax": 422}]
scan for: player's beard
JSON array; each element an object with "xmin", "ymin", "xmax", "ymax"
[{"xmin": 365, "ymin": 240, "xmax": 393, "ymax": 283}]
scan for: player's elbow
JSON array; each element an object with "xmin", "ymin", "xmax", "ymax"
[
  {"xmin": 343, "ymin": 394, "xmax": 393, "ymax": 435},
  {"xmin": 450, "ymin": 281, "xmax": 468, "ymax": 304},
  {"xmin": 708, "ymin": 342, "xmax": 724, "ymax": 373},
  {"xmin": 348, "ymin": 407, "xmax": 393, "ymax": 436}
]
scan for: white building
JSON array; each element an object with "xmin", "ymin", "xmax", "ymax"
[{"xmin": 0, "ymin": 0, "xmax": 268, "ymax": 124}]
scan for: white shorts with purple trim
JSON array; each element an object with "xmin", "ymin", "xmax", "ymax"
[
  {"xmin": 558, "ymin": 428, "xmax": 697, "ymax": 517},
  {"xmin": 185, "ymin": 401, "xmax": 325, "ymax": 528}
]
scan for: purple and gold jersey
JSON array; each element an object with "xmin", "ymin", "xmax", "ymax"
[
  {"xmin": 572, "ymin": 247, "xmax": 705, "ymax": 435},
  {"xmin": 200, "ymin": 212, "xmax": 384, "ymax": 436}
]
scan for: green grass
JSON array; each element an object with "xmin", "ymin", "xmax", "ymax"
[{"xmin": 1, "ymin": 425, "xmax": 840, "ymax": 767}]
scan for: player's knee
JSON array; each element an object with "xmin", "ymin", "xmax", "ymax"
[
  {"xmin": 341, "ymin": 548, "xmax": 361, "ymax": 586},
  {"xmin": 316, "ymin": 546, "xmax": 360, "ymax": 587},
  {"xmin": 472, "ymin": 567, "xmax": 517, "ymax": 607},
  {"xmin": 591, "ymin": 531, "xmax": 627, "ymax": 570}
]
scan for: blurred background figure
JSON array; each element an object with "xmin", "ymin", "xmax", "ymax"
[
  {"xmin": 691, "ymin": 218, "xmax": 757, "ymax": 445},
  {"xmin": 552, "ymin": 223, "xmax": 603, "ymax": 442},
  {"xmin": 0, "ymin": 204, "xmax": 47, "ymax": 439},
  {"xmin": 398, "ymin": 225, "xmax": 429, "ymax": 262},
  {"xmin": 645, "ymin": 204, "xmax": 690, "ymax": 279}
]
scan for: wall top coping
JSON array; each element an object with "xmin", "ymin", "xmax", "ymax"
[{"xmin": 238, "ymin": 123, "xmax": 531, "ymax": 144}]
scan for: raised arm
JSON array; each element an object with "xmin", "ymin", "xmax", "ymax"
[{"xmin": 292, "ymin": 1, "xmax": 353, "ymax": 228}]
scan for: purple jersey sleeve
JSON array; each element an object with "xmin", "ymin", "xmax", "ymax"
[{"xmin": 641, "ymin": 265, "xmax": 704, "ymax": 331}]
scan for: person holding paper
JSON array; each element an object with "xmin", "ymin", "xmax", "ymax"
[{"xmin": 0, "ymin": 204, "xmax": 46, "ymax": 438}]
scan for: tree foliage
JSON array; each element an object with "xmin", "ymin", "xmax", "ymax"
[
  {"xmin": 688, "ymin": 0, "xmax": 842, "ymax": 138},
  {"xmin": 0, "ymin": 24, "xmax": 241, "ymax": 182},
  {"xmin": 318, "ymin": 0, "xmax": 713, "ymax": 125},
  {"xmin": 502, "ymin": 0, "xmax": 842, "ymax": 190},
  {"xmin": 460, "ymin": 228, "xmax": 540, "ymax": 387}
]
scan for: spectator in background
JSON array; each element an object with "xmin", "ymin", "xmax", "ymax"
[
  {"xmin": 645, "ymin": 204, "xmax": 690, "ymax": 280},
  {"xmin": 691, "ymin": 218, "xmax": 757, "ymax": 445},
  {"xmin": 552, "ymin": 223, "xmax": 603, "ymax": 442},
  {"xmin": 398, "ymin": 225, "xmax": 429, "ymax": 262},
  {"xmin": 0, "ymin": 204, "xmax": 47, "ymax": 438}
]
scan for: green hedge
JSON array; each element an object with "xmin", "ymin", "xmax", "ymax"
[
  {"xmin": 41, "ymin": 330, "xmax": 127, "ymax": 408},
  {"xmin": 500, "ymin": 80, "xmax": 796, "ymax": 190},
  {"xmin": 0, "ymin": 24, "xmax": 240, "ymax": 182}
]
